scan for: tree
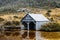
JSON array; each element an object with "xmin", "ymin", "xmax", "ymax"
[
  {"xmin": 50, "ymin": 1, "xmax": 57, "ymax": 8},
  {"xmin": 56, "ymin": 3, "xmax": 60, "ymax": 8}
]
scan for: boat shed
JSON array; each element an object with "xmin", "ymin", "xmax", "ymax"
[{"xmin": 21, "ymin": 13, "xmax": 49, "ymax": 30}]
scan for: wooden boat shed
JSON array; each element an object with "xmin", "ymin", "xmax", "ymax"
[{"xmin": 21, "ymin": 13, "xmax": 49, "ymax": 30}]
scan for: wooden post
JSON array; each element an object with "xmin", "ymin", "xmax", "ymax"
[
  {"xmin": 27, "ymin": 22, "xmax": 29, "ymax": 38},
  {"xmin": 27, "ymin": 22, "xmax": 29, "ymax": 31}
]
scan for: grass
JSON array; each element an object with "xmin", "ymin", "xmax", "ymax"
[{"xmin": 0, "ymin": 8, "xmax": 60, "ymax": 27}]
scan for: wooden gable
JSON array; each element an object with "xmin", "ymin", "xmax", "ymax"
[{"xmin": 21, "ymin": 14, "xmax": 35, "ymax": 22}]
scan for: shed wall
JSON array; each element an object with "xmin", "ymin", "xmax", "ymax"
[{"xmin": 36, "ymin": 21, "xmax": 49, "ymax": 30}]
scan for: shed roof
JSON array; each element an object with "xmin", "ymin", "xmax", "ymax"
[{"xmin": 28, "ymin": 13, "xmax": 49, "ymax": 21}]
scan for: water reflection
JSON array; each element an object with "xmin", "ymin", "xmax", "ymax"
[
  {"xmin": 1, "ymin": 30, "xmax": 60, "ymax": 40},
  {"xmin": 22, "ymin": 31, "xmax": 27, "ymax": 38},
  {"xmin": 40, "ymin": 31, "xmax": 60, "ymax": 39},
  {"xmin": 20, "ymin": 30, "xmax": 60, "ymax": 40},
  {"xmin": 29, "ymin": 31, "xmax": 35, "ymax": 39},
  {"xmin": 20, "ymin": 30, "xmax": 36, "ymax": 40}
]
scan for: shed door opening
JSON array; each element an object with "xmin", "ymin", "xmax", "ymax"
[
  {"xmin": 22, "ymin": 22, "xmax": 27, "ymax": 30},
  {"xmin": 29, "ymin": 22, "xmax": 35, "ymax": 30}
]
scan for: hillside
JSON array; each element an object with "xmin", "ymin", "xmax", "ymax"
[{"xmin": 0, "ymin": 0, "xmax": 60, "ymax": 12}]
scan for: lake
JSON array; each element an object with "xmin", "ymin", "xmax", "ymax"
[{"xmin": 0, "ymin": 30, "xmax": 60, "ymax": 40}]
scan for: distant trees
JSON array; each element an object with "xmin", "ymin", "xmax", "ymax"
[
  {"xmin": 50, "ymin": 1, "xmax": 60, "ymax": 8},
  {"xmin": 0, "ymin": 8, "xmax": 17, "ymax": 13},
  {"xmin": 0, "ymin": 0, "xmax": 60, "ymax": 13},
  {"xmin": 50, "ymin": 1, "xmax": 57, "ymax": 8},
  {"xmin": 56, "ymin": 3, "xmax": 60, "ymax": 8}
]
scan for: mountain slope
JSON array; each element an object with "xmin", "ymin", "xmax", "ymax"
[{"xmin": 0, "ymin": 0, "xmax": 60, "ymax": 12}]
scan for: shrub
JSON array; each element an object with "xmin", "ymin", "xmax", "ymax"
[
  {"xmin": 4, "ymin": 21, "xmax": 12, "ymax": 25},
  {"xmin": 49, "ymin": 17, "xmax": 54, "ymax": 21},
  {"xmin": 46, "ymin": 10, "xmax": 51, "ymax": 17},
  {"xmin": 4, "ymin": 21, "xmax": 20, "ymax": 26},
  {"xmin": 0, "ymin": 18, "xmax": 4, "ymax": 22},
  {"xmin": 47, "ymin": 10, "xmax": 52, "ymax": 12},
  {"xmin": 41, "ymin": 22, "xmax": 60, "ymax": 32},
  {"xmin": 13, "ymin": 16, "xmax": 18, "ymax": 18},
  {"xmin": 12, "ymin": 21, "xmax": 20, "ymax": 25}
]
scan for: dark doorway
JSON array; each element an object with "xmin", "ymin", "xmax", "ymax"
[
  {"xmin": 22, "ymin": 22, "xmax": 27, "ymax": 30},
  {"xmin": 29, "ymin": 22, "xmax": 35, "ymax": 30}
]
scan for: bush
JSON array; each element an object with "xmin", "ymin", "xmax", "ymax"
[
  {"xmin": 13, "ymin": 16, "xmax": 18, "ymax": 18},
  {"xmin": 12, "ymin": 21, "xmax": 20, "ymax": 25},
  {"xmin": 46, "ymin": 10, "xmax": 51, "ymax": 17},
  {"xmin": 47, "ymin": 10, "xmax": 52, "ymax": 12},
  {"xmin": 49, "ymin": 17, "xmax": 54, "ymax": 21},
  {"xmin": 4, "ymin": 21, "xmax": 20, "ymax": 26},
  {"xmin": 0, "ymin": 18, "xmax": 4, "ymax": 22},
  {"xmin": 4, "ymin": 21, "xmax": 12, "ymax": 25},
  {"xmin": 41, "ymin": 22, "xmax": 60, "ymax": 32}
]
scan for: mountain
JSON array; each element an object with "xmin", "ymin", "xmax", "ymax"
[{"xmin": 0, "ymin": 0, "xmax": 60, "ymax": 12}]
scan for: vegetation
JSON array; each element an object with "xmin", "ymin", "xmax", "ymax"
[
  {"xmin": 4, "ymin": 21, "xmax": 12, "ymax": 25},
  {"xmin": 0, "ymin": 0, "xmax": 60, "ymax": 40},
  {"xmin": 12, "ymin": 21, "xmax": 20, "ymax": 25},
  {"xmin": 41, "ymin": 22, "xmax": 60, "ymax": 32},
  {"xmin": 4, "ymin": 21, "xmax": 20, "ymax": 26},
  {"xmin": 0, "ymin": 8, "xmax": 17, "ymax": 13},
  {"xmin": 49, "ymin": 17, "xmax": 54, "ymax": 22},
  {"xmin": 0, "ymin": 18, "xmax": 4, "ymax": 22},
  {"xmin": 0, "ymin": 0, "xmax": 60, "ymax": 12},
  {"xmin": 13, "ymin": 16, "xmax": 18, "ymax": 18},
  {"xmin": 46, "ymin": 10, "xmax": 51, "ymax": 17}
]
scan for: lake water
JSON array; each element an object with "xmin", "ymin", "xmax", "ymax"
[
  {"xmin": 20, "ymin": 30, "xmax": 60, "ymax": 40},
  {"xmin": 0, "ymin": 30, "xmax": 60, "ymax": 40}
]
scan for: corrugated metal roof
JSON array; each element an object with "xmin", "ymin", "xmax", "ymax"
[{"xmin": 29, "ymin": 13, "xmax": 49, "ymax": 21}]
